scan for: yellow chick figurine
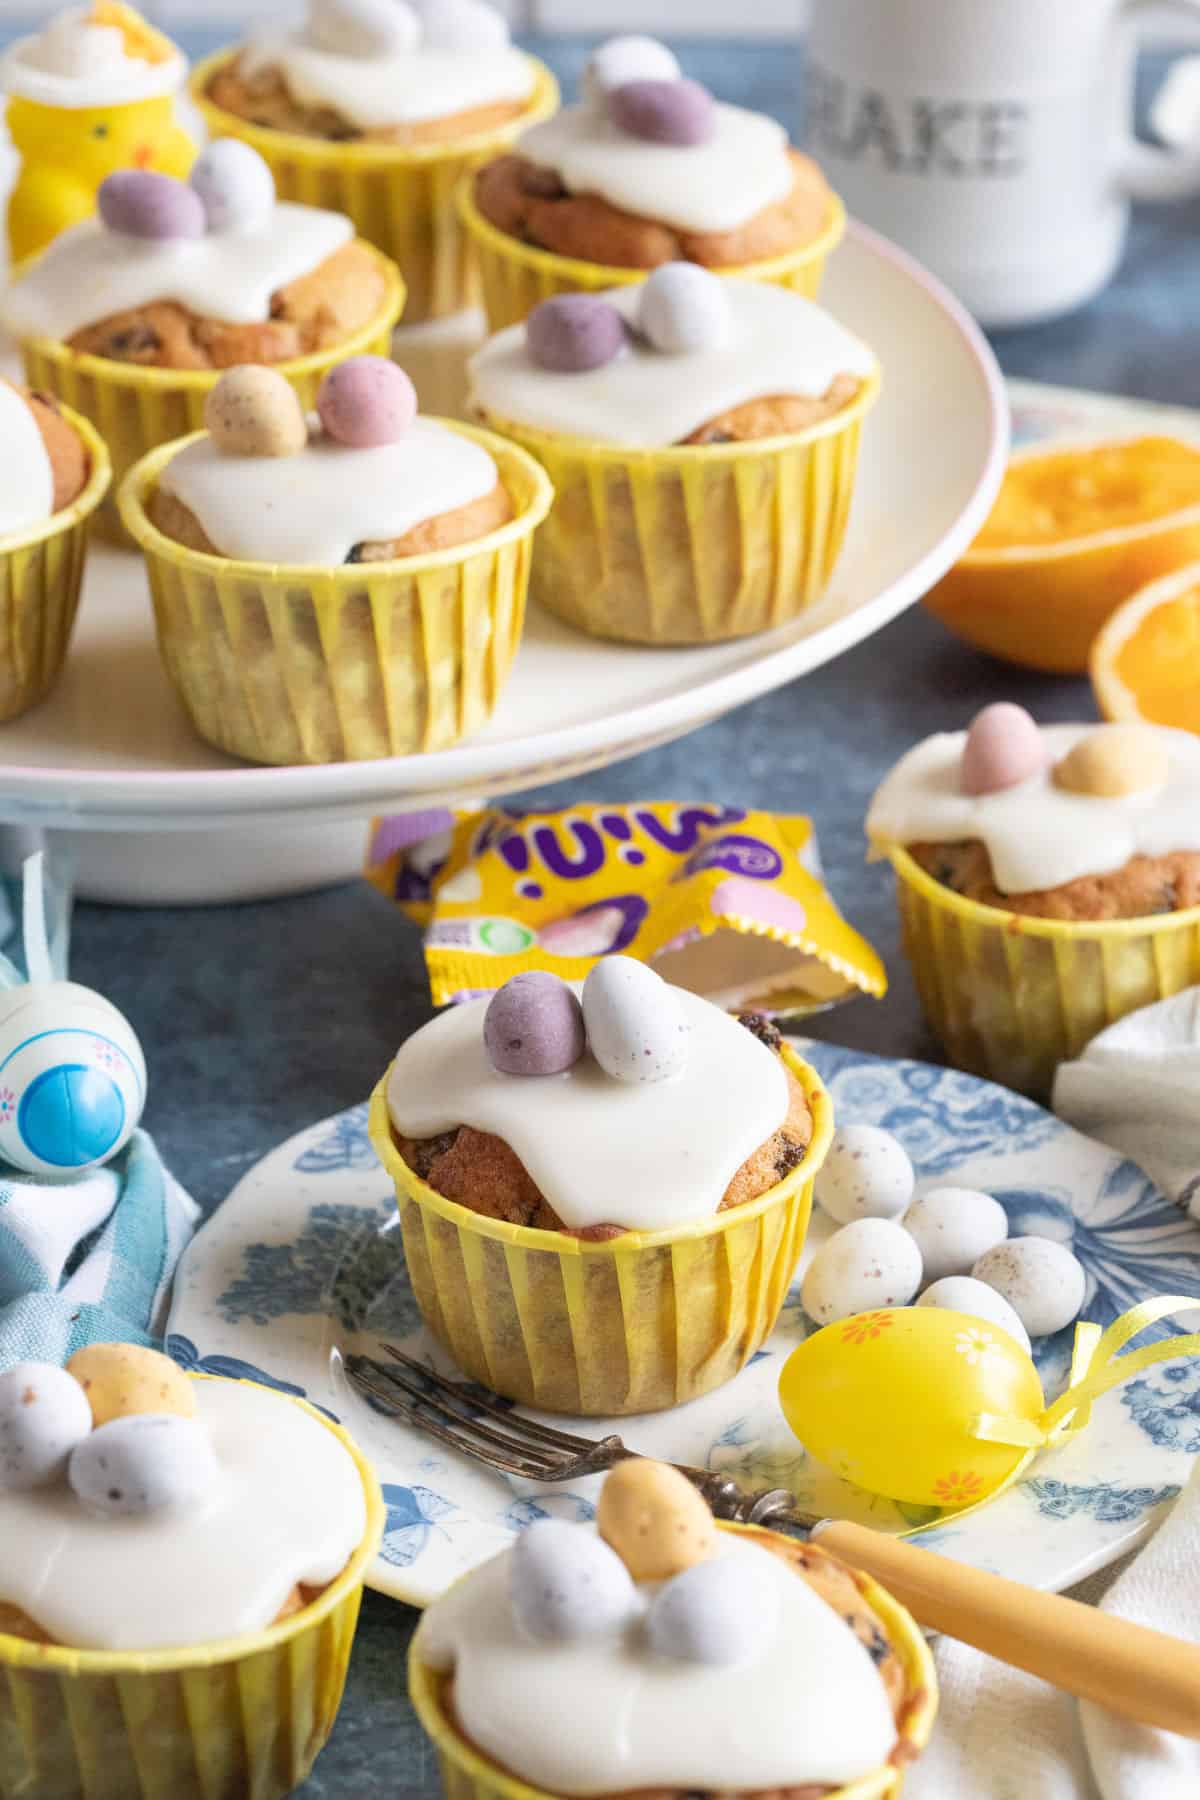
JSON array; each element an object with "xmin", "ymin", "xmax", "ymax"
[{"xmin": 3, "ymin": 3, "xmax": 195, "ymax": 264}]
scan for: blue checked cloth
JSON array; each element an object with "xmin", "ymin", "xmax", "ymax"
[{"xmin": 0, "ymin": 850, "xmax": 198, "ymax": 1367}]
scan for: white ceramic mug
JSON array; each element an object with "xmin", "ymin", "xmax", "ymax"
[{"xmin": 805, "ymin": 0, "xmax": 1200, "ymax": 326}]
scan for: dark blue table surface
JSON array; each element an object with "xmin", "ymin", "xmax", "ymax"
[{"xmin": 12, "ymin": 26, "xmax": 1200, "ymax": 1796}]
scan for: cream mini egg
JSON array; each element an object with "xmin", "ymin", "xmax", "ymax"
[
  {"xmin": 68, "ymin": 1412, "xmax": 218, "ymax": 1518},
  {"xmin": 581, "ymin": 956, "xmax": 688, "ymax": 1084},
  {"xmin": 510, "ymin": 1518, "xmax": 638, "ymax": 1642},
  {"xmin": 813, "ymin": 1124, "xmax": 914, "ymax": 1224},
  {"xmin": 801, "ymin": 1218, "xmax": 923, "ymax": 1325},
  {"xmin": 0, "ymin": 1361, "xmax": 92, "ymax": 1491},
  {"xmin": 973, "ymin": 1237, "xmax": 1087, "ymax": 1338},
  {"xmin": 916, "ymin": 1276, "xmax": 1031, "ymax": 1352},
  {"xmin": 647, "ymin": 1552, "xmax": 779, "ymax": 1666},
  {"xmin": 902, "ymin": 1187, "xmax": 1008, "ymax": 1285},
  {"xmin": 66, "ymin": 1343, "xmax": 196, "ymax": 1429},
  {"xmin": 596, "ymin": 1458, "xmax": 717, "ymax": 1581}
]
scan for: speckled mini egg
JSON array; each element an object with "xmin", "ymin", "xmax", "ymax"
[
  {"xmin": 418, "ymin": 0, "xmax": 510, "ymax": 51},
  {"xmin": 309, "ymin": 0, "xmax": 420, "ymax": 58},
  {"xmin": 778, "ymin": 1307, "xmax": 1045, "ymax": 1506},
  {"xmin": 901, "ymin": 1187, "xmax": 1008, "ymax": 1285},
  {"xmin": 317, "ymin": 356, "xmax": 417, "ymax": 448},
  {"xmin": 0, "ymin": 1362, "xmax": 92, "ymax": 1492},
  {"xmin": 582, "ymin": 34, "xmax": 681, "ymax": 108},
  {"xmin": 190, "ymin": 139, "xmax": 276, "ymax": 234},
  {"xmin": 801, "ymin": 1218, "xmax": 923, "ymax": 1326},
  {"xmin": 972, "ymin": 1237, "xmax": 1087, "ymax": 1338},
  {"xmin": 647, "ymin": 1551, "xmax": 778, "ymax": 1666},
  {"xmin": 510, "ymin": 1518, "xmax": 638, "ymax": 1642},
  {"xmin": 68, "ymin": 1413, "xmax": 218, "ymax": 1518},
  {"xmin": 205, "ymin": 366, "xmax": 309, "ymax": 459},
  {"xmin": 1053, "ymin": 725, "xmax": 1169, "ymax": 799},
  {"xmin": 581, "ymin": 957, "xmax": 688, "ymax": 1084},
  {"xmin": 65, "ymin": 1343, "xmax": 196, "ymax": 1430},
  {"xmin": 637, "ymin": 263, "xmax": 731, "ymax": 356},
  {"xmin": 961, "ymin": 703, "xmax": 1046, "ymax": 796},
  {"xmin": 527, "ymin": 295, "xmax": 627, "ymax": 374},
  {"xmin": 814, "ymin": 1125, "xmax": 915, "ymax": 1225},
  {"xmin": 597, "ymin": 1459, "xmax": 717, "ymax": 1581},
  {"xmin": 484, "ymin": 971, "xmax": 586, "ymax": 1077},
  {"xmin": 98, "ymin": 170, "xmax": 206, "ymax": 241},
  {"xmin": 609, "ymin": 77, "xmax": 717, "ymax": 148},
  {"xmin": 917, "ymin": 1277, "xmax": 1031, "ymax": 1353}
]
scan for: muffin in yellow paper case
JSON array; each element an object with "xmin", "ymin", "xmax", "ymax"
[
  {"xmin": 0, "ymin": 392, "xmax": 110, "ymax": 722},
  {"xmin": 191, "ymin": 3, "xmax": 559, "ymax": 324},
  {"xmin": 3, "ymin": 151, "xmax": 406, "ymax": 544},
  {"xmin": 0, "ymin": 1358, "xmax": 385, "ymax": 1800},
  {"xmin": 468, "ymin": 270, "xmax": 879, "ymax": 644},
  {"xmin": 410, "ymin": 1475, "xmax": 935, "ymax": 1800},
  {"xmin": 462, "ymin": 33, "xmax": 844, "ymax": 332},
  {"xmin": 369, "ymin": 955, "xmax": 835, "ymax": 1416},
  {"xmin": 868, "ymin": 704, "xmax": 1200, "ymax": 1098},
  {"xmin": 119, "ymin": 361, "xmax": 552, "ymax": 765}
]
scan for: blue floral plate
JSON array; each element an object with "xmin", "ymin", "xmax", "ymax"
[{"xmin": 167, "ymin": 1041, "xmax": 1200, "ymax": 1608}]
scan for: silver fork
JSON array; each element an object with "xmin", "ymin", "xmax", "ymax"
[{"xmin": 344, "ymin": 1346, "xmax": 814, "ymax": 1531}]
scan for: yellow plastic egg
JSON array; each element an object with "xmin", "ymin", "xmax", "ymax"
[
  {"xmin": 66, "ymin": 1342, "xmax": 195, "ymax": 1428},
  {"xmin": 778, "ymin": 1308, "xmax": 1045, "ymax": 1508}
]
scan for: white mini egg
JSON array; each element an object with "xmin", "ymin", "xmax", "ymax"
[
  {"xmin": 309, "ymin": 0, "xmax": 420, "ymax": 58},
  {"xmin": 581, "ymin": 34, "xmax": 681, "ymax": 108},
  {"xmin": 0, "ymin": 1362, "xmax": 92, "ymax": 1491},
  {"xmin": 637, "ymin": 263, "xmax": 732, "ymax": 356},
  {"xmin": 190, "ymin": 139, "xmax": 276, "ymax": 234},
  {"xmin": 581, "ymin": 957, "xmax": 688, "ymax": 1084},
  {"xmin": 0, "ymin": 981, "xmax": 146, "ymax": 1176},
  {"xmin": 916, "ymin": 1276, "xmax": 1032, "ymax": 1352},
  {"xmin": 418, "ymin": 0, "xmax": 510, "ymax": 50},
  {"xmin": 68, "ymin": 1413, "xmax": 218, "ymax": 1517},
  {"xmin": 902, "ymin": 1187, "xmax": 1008, "ymax": 1285},
  {"xmin": 972, "ymin": 1237, "xmax": 1087, "ymax": 1338},
  {"xmin": 814, "ymin": 1124, "xmax": 915, "ymax": 1224},
  {"xmin": 510, "ymin": 1518, "xmax": 639, "ymax": 1643},
  {"xmin": 647, "ymin": 1550, "xmax": 779, "ymax": 1666},
  {"xmin": 801, "ymin": 1218, "xmax": 923, "ymax": 1326}
]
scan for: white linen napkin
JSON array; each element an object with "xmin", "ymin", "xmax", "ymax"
[{"xmin": 1053, "ymin": 989, "xmax": 1200, "ymax": 1220}]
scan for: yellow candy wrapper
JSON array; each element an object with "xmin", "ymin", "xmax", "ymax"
[{"xmin": 366, "ymin": 802, "xmax": 885, "ymax": 1014}]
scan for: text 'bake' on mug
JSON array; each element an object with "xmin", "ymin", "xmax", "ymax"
[{"xmin": 806, "ymin": 0, "xmax": 1200, "ymax": 327}]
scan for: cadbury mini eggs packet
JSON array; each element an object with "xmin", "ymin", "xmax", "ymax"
[{"xmin": 365, "ymin": 803, "xmax": 885, "ymax": 1016}]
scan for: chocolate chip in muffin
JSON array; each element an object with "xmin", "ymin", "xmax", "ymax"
[
  {"xmin": 736, "ymin": 1012, "xmax": 783, "ymax": 1052},
  {"xmin": 107, "ymin": 324, "xmax": 161, "ymax": 360},
  {"xmin": 405, "ymin": 1129, "xmax": 460, "ymax": 1179},
  {"xmin": 774, "ymin": 1136, "xmax": 807, "ymax": 1179}
]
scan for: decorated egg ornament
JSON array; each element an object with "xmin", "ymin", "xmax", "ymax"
[{"xmin": 780, "ymin": 1295, "xmax": 1200, "ymax": 1510}]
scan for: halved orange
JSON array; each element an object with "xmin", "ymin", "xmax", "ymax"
[
  {"xmin": 1090, "ymin": 562, "xmax": 1200, "ymax": 729},
  {"xmin": 924, "ymin": 435, "xmax": 1200, "ymax": 674}
]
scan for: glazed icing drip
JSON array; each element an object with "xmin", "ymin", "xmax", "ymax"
[
  {"xmin": 469, "ymin": 282, "xmax": 876, "ymax": 449},
  {"xmin": 516, "ymin": 101, "xmax": 794, "ymax": 236},
  {"xmin": 0, "ymin": 386, "xmax": 55, "ymax": 537},
  {"xmin": 417, "ymin": 1534, "xmax": 895, "ymax": 1795},
  {"xmin": 158, "ymin": 417, "xmax": 499, "ymax": 566},
  {"xmin": 1, "ymin": 10, "xmax": 185, "ymax": 106},
  {"xmin": 3, "ymin": 204, "xmax": 353, "ymax": 343},
  {"xmin": 0, "ymin": 1381, "xmax": 366, "ymax": 1652},
  {"xmin": 386, "ymin": 985, "xmax": 789, "ymax": 1230},
  {"xmin": 867, "ymin": 722, "xmax": 1200, "ymax": 895},
  {"xmin": 241, "ymin": 33, "xmax": 535, "ymax": 129}
]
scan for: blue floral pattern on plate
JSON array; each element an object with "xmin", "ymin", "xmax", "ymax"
[{"xmin": 167, "ymin": 1040, "xmax": 1200, "ymax": 1609}]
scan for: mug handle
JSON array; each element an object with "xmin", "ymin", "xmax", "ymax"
[{"xmin": 1118, "ymin": 0, "xmax": 1200, "ymax": 198}]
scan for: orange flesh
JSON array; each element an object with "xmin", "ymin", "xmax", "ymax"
[
  {"xmin": 1113, "ymin": 586, "xmax": 1200, "ymax": 729},
  {"xmin": 977, "ymin": 436, "xmax": 1200, "ymax": 551}
]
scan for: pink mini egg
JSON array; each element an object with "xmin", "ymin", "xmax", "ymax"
[
  {"xmin": 317, "ymin": 357, "xmax": 418, "ymax": 448},
  {"xmin": 961, "ymin": 703, "xmax": 1046, "ymax": 796},
  {"xmin": 608, "ymin": 78, "xmax": 717, "ymax": 147},
  {"xmin": 98, "ymin": 171, "xmax": 206, "ymax": 241}
]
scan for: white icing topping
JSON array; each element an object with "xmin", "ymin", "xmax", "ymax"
[
  {"xmin": 867, "ymin": 723, "xmax": 1200, "ymax": 895},
  {"xmin": 516, "ymin": 100, "xmax": 794, "ymax": 236},
  {"xmin": 240, "ymin": 31, "xmax": 535, "ymax": 131},
  {"xmin": 0, "ymin": 387, "xmax": 56, "ymax": 538},
  {"xmin": 158, "ymin": 417, "xmax": 498, "ymax": 566},
  {"xmin": 386, "ymin": 985, "xmax": 790, "ymax": 1231},
  {"xmin": 0, "ymin": 1380, "xmax": 367, "ymax": 1651},
  {"xmin": 417, "ymin": 1533, "xmax": 896, "ymax": 1795},
  {"xmin": 1, "ymin": 8, "xmax": 185, "ymax": 107},
  {"xmin": 469, "ymin": 282, "xmax": 876, "ymax": 449},
  {"xmin": 2, "ymin": 204, "xmax": 353, "ymax": 345}
]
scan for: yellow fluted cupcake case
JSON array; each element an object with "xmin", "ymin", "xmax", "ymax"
[
  {"xmin": 119, "ymin": 423, "xmax": 553, "ymax": 765},
  {"xmin": 409, "ymin": 1524, "xmax": 937, "ymax": 1800},
  {"xmin": 191, "ymin": 53, "xmax": 560, "ymax": 324},
  {"xmin": 0, "ymin": 409, "xmax": 110, "ymax": 723},
  {"xmin": 0, "ymin": 1379, "xmax": 385, "ymax": 1800},
  {"xmin": 14, "ymin": 246, "xmax": 405, "ymax": 546},
  {"xmin": 369, "ymin": 1046, "xmax": 834, "ymax": 1416},
  {"xmin": 888, "ymin": 845, "xmax": 1200, "ymax": 1099},
  {"xmin": 476, "ymin": 371, "xmax": 879, "ymax": 645},
  {"xmin": 459, "ymin": 177, "xmax": 848, "ymax": 331}
]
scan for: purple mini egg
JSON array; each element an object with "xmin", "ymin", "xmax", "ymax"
[
  {"xmin": 526, "ymin": 295, "xmax": 627, "ymax": 374},
  {"xmin": 961, "ymin": 702, "xmax": 1046, "ymax": 796},
  {"xmin": 317, "ymin": 357, "xmax": 418, "ymax": 448},
  {"xmin": 484, "ymin": 971, "xmax": 586, "ymax": 1077},
  {"xmin": 608, "ymin": 78, "xmax": 717, "ymax": 148},
  {"xmin": 98, "ymin": 170, "xmax": 206, "ymax": 241}
]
